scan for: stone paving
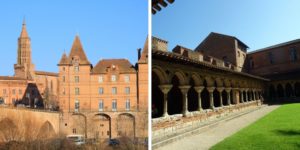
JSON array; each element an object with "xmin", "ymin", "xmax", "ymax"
[{"xmin": 155, "ymin": 105, "xmax": 280, "ymax": 150}]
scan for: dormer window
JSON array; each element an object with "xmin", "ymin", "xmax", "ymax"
[
  {"xmin": 112, "ymin": 64, "xmax": 116, "ymax": 70},
  {"xmin": 111, "ymin": 75, "xmax": 116, "ymax": 82}
]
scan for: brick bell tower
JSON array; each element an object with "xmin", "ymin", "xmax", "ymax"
[{"xmin": 14, "ymin": 19, "xmax": 35, "ymax": 80}]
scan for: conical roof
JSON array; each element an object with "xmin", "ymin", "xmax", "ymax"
[
  {"xmin": 58, "ymin": 52, "xmax": 69, "ymax": 65},
  {"xmin": 20, "ymin": 19, "xmax": 29, "ymax": 38},
  {"xmin": 68, "ymin": 35, "xmax": 90, "ymax": 64},
  {"xmin": 138, "ymin": 37, "xmax": 148, "ymax": 63}
]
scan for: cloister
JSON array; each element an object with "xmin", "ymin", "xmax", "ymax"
[
  {"xmin": 152, "ymin": 50, "xmax": 267, "ymax": 120},
  {"xmin": 268, "ymin": 81, "xmax": 300, "ymax": 101}
]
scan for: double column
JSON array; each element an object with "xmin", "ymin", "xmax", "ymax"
[
  {"xmin": 179, "ymin": 85, "xmax": 191, "ymax": 117},
  {"xmin": 207, "ymin": 87, "xmax": 215, "ymax": 109},
  {"xmin": 225, "ymin": 87, "xmax": 231, "ymax": 105},
  {"xmin": 217, "ymin": 87, "xmax": 224, "ymax": 107},
  {"xmin": 159, "ymin": 84, "xmax": 173, "ymax": 117},
  {"xmin": 194, "ymin": 86, "xmax": 204, "ymax": 111}
]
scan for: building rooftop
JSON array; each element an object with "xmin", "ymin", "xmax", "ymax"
[{"xmin": 92, "ymin": 59, "xmax": 136, "ymax": 74}]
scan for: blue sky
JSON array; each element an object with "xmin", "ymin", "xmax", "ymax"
[
  {"xmin": 153, "ymin": 0, "xmax": 300, "ymax": 52},
  {"xmin": 0, "ymin": 0, "xmax": 148, "ymax": 75}
]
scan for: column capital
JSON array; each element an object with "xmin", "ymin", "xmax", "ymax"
[
  {"xmin": 244, "ymin": 88, "xmax": 249, "ymax": 91},
  {"xmin": 194, "ymin": 86, "xmax": 205, "ymax": 93},
  {"xmin": 217, "ymin": 87, "xmax": 224, "ymax": 92},
  {"xmin": 179, "ymin": 85, "xmax": 191, "ymax": 94},
  {"xmin": 159, "ymin": 84, "xmax": 173, "ymax": 94},
  {"xmin": 207, "ymin": 87, "xmax": 215, "ymax": 93},
  {"xmin": 225, "ymin": 87, "xmax": 232, "ymax": 92}
]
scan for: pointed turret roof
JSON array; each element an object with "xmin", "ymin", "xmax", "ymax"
[
  {"xmin": 138, "ymin": 37, "xmax": 148, "ymax": 63},
  {"xmin": 58, "ymin": 52, "xmax": 69, "ymax": 65},
  {"xmin": 20, "ymin": 18, "xmax": 29, "ymax": 38},
  {"xmin": 68, "ymin": 35, "xmax": 90, "ymax": 65}
]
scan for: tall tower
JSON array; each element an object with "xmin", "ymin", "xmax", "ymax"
[{"xmin": 14, "ymin": 19, "xmax": 35, "ymax": 79}]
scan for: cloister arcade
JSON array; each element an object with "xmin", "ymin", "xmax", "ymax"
[
  {"xmin": 268, "ymin": 81, "xmax": 300, "ymax": 101},
  {"xmin": 152, "ymin": 62, "xmax": 266, "ymax": 119}
]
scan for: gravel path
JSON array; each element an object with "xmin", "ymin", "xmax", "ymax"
[{"xmin": 156, "ymin": 105, "xmax": 280, "ymax": 150}]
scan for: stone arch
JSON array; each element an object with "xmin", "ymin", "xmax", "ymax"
[
  {"xmin": 152, "ymin": 71, "xmax": 164, "ymax": 118},
  {"xmin": 213, "ymin": 81, "xmax": 220, "ymax": 107},
  {"xmin": 37, "ymin": 121, "xmax": 56, "ymax": 139},
  {"xmin": 117, "ymin": 113, "xmax": 135, "ymax": 139},
  {"xmin": 277, "ymin": 84, "xmax": 284, "ymax": 98},
  {"xmin": 295, "ymin": 82, "xmax": 300, "ymax": 97},
  {"xmin": 190, "ymin": 73, "xmax": 203, "ymax": 86},
  {"xmin": 269, "ymin": 84, "xmax": 276, "ymax": 99},
  {"xmin": 168, "ymin": 74, "xmax": 184, "ymax": 115},
  {"xmin": 285, "ymin": 83, "xmax": 293, "ymax": 98},
  {"xmin": 201, "ymin": 79, "xmax": 210, "ymax": 109},
  {"xmin": 152, "ymin": 65, "xmax": 169, "ymax": 84},
  {"xmin": 171, "ymin": 70, "xmax": 188, "ymax": 85},
  {"xmin": 188, "ymin": 77, "xmax": 198, "ymax": 111},
  {"xmin": 0, "ymin": 118, "xmax": 19, "ymax": 142},
  {"xmin": 94, "ymin": 113, "xmax": 111, "ymax": 139}
]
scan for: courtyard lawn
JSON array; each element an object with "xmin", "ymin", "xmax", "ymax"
[{"xmin": 211, "ymin": 103, "xmax": 300, "ymax": 150}]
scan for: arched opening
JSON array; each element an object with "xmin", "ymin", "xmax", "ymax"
[
  {"xmin": 243, "ymin": 91, "xmax": 247, "ymax": 102},
  {"xmin": 269, "ymin": 85, "xmax": 276, "ymax": 99},
  {"xmin": 37, "ymin": 121, "xmax": 56, "ymax": 139},
  {"xmin": 168, "ymin": 75, "xmax": 183, "ymax": 115},
  {"xmin": 277, "ymin": 84, "xmax": 284, "ymax": 98},
  {"xmin": 188, "ymin": 78, "xmax": 198, "ymax": 111},
  {"xmin": 295, "ymin": 82, "xmax": 300, "ymax": 97},
  {"xmin": 94, "ymin": 113, "xmax": 111, "ymax": 140},
  {"xmin": 222, "ymin": 91, "xmax": 227, "ymax": 105},
  {"xmin": 0, "ymin": 118, "xmax": 18, "ymax": 142},
  {"xmin": 213, "ymin": 90, "xmax": 220, "ymax": 107},
  {"xmin": 117, "ymin": 113, "xmax": 135, "ymax": 139},
  {"xmin": 230, "ymin": 90, "xmax": 234, "ymax": 104},
  {"xmin": 152, "ymin": 72, "xmax": 164, "ymax": 118},
  {"xmin": 285, "ymin": 83, "xmax": 293, "ymax": 98},
  {"xmin": 201, "ymin": 80, "xmax": 210, "ymax": 109}
]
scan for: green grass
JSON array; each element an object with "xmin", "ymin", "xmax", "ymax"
[{"xmin": 211, "ymin": 103, "xmax": 300, "ymax": 150}]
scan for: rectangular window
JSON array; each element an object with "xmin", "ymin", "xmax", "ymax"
[
  {"xmin": 75, "ymin": 99, "xmax": 79, "ymax": 112},
  {"xmin": 74, "ymin": 66, "xmax": 79, "ymax": 72},
  {"xmin": 124, "ymin": 75, "xmax": 130, "ymax": 82},
  {"xmin": 98, "ymin": 76, "xmax": 103, "ymax": 83},
  {"xmin": 99, "ymin": 100, "xmax": 103, "ymax": 111},
  {"xmin": 98, "ymin": 87, "xmax": 104, "ymax": 94},
  {"xmin": 112, "ymin": 87, "xmax": 117, "ymax": 95},
  {"xmin": 63, "ymin": 88, "xmax": 65, "ymax": 95},
  {"xmin": 126, "ymin": 99, "xmax": 130, "ymax": 111},
  {"xmin": 26, "ymin": 93, "xmax": 30, "ymax": 98},
  {"xmin": 112, "ymin": 99, "xmax": 117, "ymax": 111},
  {"xmin": 75, "ymin": 88, "xmax": 80, "ymax": 95},
  {"xmin": 125, "ymin": 87, "xmax": 130, "ymax": 94},
  {"xmin": 75, "ymin": 76, "xmax": 79, "ymax": 83},
  {"xmin": 19, "ymin": 89, "xmax": 22, "ymax": 95},
  {"xmin": 62, "ymin": 76, "xmax": 65, "ymax": 82},
  {"xmin": 12, "ymin": 89, "xmax": 16, "ymax": 95},
  {"xmin": 111, "ymin": 75, "xmax": 116, "ymax": 82},
  {"xmin": 72, "ymin": 128, "xmax": 77, "ymax": 134}
]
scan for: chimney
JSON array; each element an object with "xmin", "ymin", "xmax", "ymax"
[{"xmin": 137, "ymin": 48, "xmax": 142, "ymax": 60}]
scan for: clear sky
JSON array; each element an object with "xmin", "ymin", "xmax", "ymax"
[
  {"xmin": 0, "ymin": 0, "xmax": 148, "ymax": 76},
  {"xmin": 153, "ymin": 0, "xmax": 300, "ymax": 52}
]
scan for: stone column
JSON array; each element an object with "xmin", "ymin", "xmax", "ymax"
[
  {"xmin": 179, "ymin": 85, "xmax": 191, "ymax": 117},
  {"xmin": 245, "ymin": 88, "xmax": 249, "ymax": 102},
  {"xmin": 217, "ymin": 87, "xmax": 224, "ymax": 107},
  {"xmin": 159, "ymin": 84, "xmax": 173, "ymax": 117},
  {"xmin": 253, "ymin": 90, "xmax": 257, "ymax": 100},
  {"xmin": 225, "ymin": 88, "xmax": 231, "ymax": 105},
  {"xmin": 240, "ymin": 89, "xmax": 244, "ymax": 103},
  {"xmin": 194, "ymin": 86, "xmax": 204, "ymax": 111},
  {"xmin": 207, "ymin": 87, "xmax": 215, "ymax": 109}
]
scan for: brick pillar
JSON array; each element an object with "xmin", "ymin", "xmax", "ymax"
[
  {"xmin": 159, "ymin": 84, "xmax": 173, "ymax": 117},
  {"xmin": 194, "ymin": 86, "xmax": 204, "ymax": 111},
  {"xmin": 179, "ymin": 85, "xmax": 191, "ymax": 117}
]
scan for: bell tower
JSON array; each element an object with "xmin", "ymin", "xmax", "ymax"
[{"xmin": 14, "ymin": 19, "xmax": 35, "ymax": 79}]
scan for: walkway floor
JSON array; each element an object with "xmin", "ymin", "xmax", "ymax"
[{"xmin": 156, "ymin": 105, "xmax": 280, "ymax": 150}]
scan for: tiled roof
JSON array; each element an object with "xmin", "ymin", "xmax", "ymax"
[
  {"xmin": 68, "ymin": 36, "xmax": 90, "ymax": 65},
  {"xmin": 35, "ymin": 71, "xmax": 58, "ymax": 77},
  {"xmin": 92, "ymin": 59, "xmax": 136, "ymax": 74},
  {"xmin": 152, "ymin": 50, "xmax": 268, "ymax": 81},
  {"xmin": 58, "ymin": 52, "xmax": 69, "ymax": 65},
  {"xmin": 248, "ymin": 39, "xmax": 300, "ymax": 54},
  {"xmin": 138, "ymin": 37, "xmax": 148, "ymax": 64}
]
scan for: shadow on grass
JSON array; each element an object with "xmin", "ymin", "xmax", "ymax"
[{"xmin": 274, "ymin": 129, "xmax": 300, "ymax": 136}]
